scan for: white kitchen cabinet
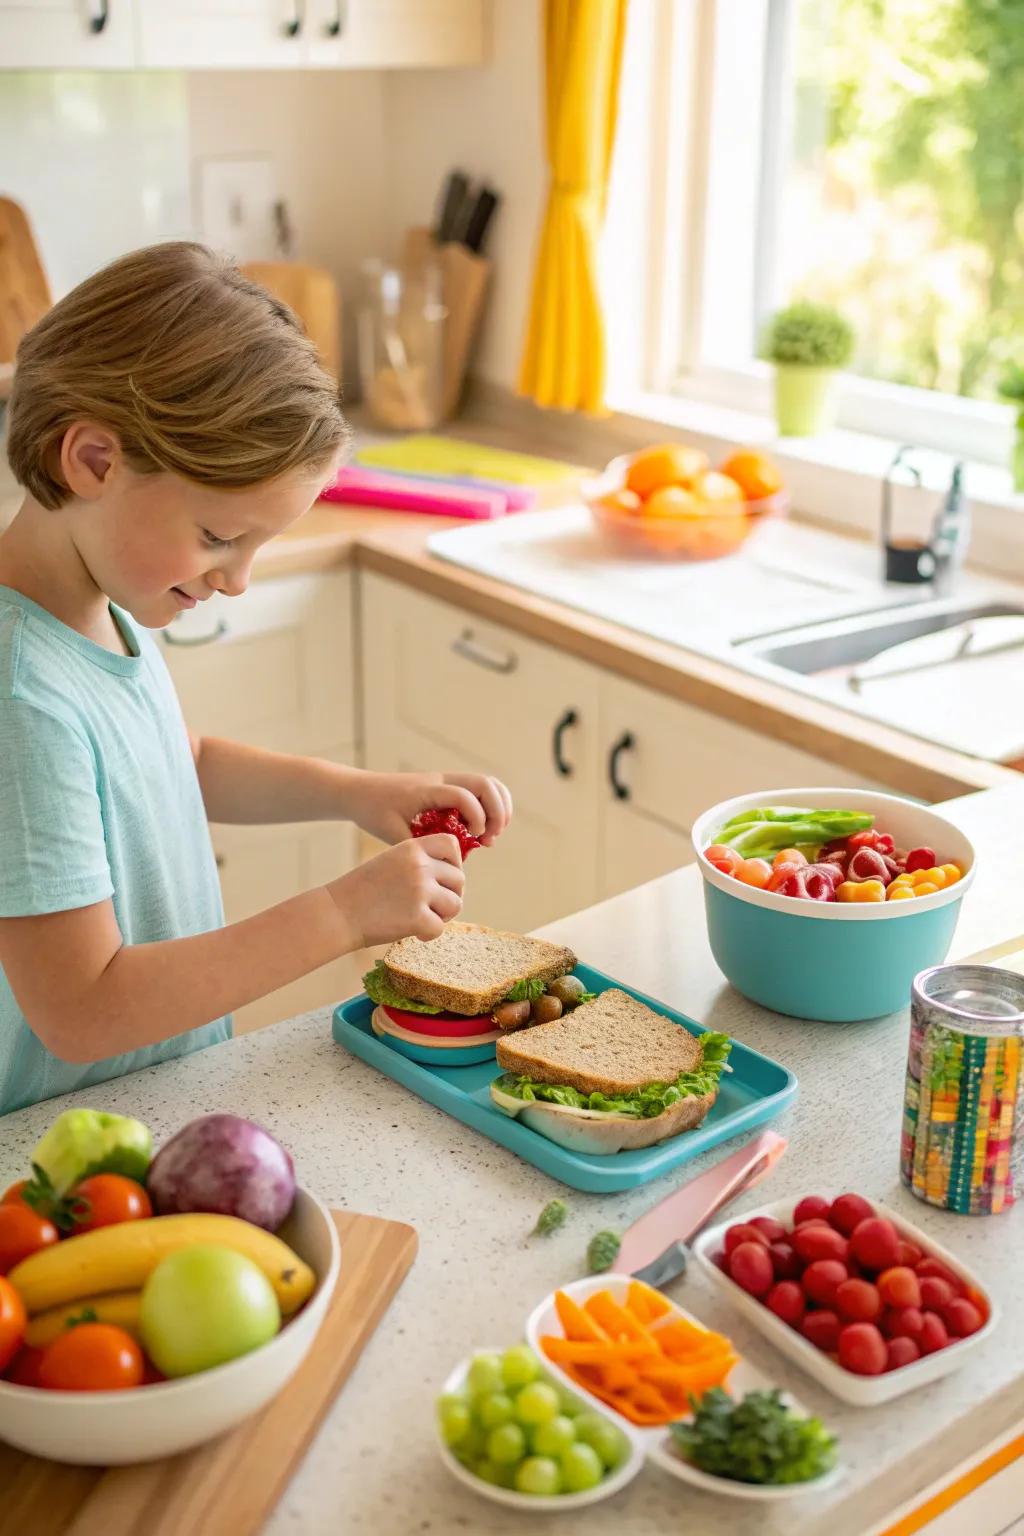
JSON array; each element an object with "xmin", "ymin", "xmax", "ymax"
[
  {"xmin": 136, "ymin": 0, "xmax": 306, "ymax": 69},
  {"xmin": 306, "ymin": 0, "xmax": 486, "ymax": 68},
  {"xmin": 0, "ymin": 0, "xmax": 135, "ymax": 69}
]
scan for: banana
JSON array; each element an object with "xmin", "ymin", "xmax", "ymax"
[
  {"xmin": 26, "ymin": 1290, "xmax": 142, "ymax": 1348},
  {"xmin": 8, "ymin": 1214, "xmax": 315, "ymax": 1317}
]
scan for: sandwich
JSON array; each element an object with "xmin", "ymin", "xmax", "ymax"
[
  {"xmin": 490, "ymin": 989, "xmax": 731, "ymax": 1154},
  {"xmin": 363, "ymin": 922, "xmax": 580, "ymax": 1054}
]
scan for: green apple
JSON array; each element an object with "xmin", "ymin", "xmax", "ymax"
[{"xmin": 140, "ymin": 1243, "xmax": 280, "ymax": 1377}]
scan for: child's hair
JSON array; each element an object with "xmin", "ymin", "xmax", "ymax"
[{"xmin": 7, "ymin": 241, "xmax": 349, "ymax": 509}]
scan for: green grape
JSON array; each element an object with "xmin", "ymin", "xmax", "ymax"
[
  {"xmin": 514, "ymin": 1456, "xmax": 562, "ymax": 1496},
  {"xmin": 574, "ymin": 1412, "xmax": 627, "ymax": 1470},
  {"xmin": 474, "ymin": 1458, "xmax": 503, "ymax": 1485},
  {"xmin": 467, "ymin": 1353, "xmax": 504, "ymax": 1397},
  {"xmin": 477, "ymin": 1391, "xmax": 515, "ymax": 1429},
  {"xmin": 556, "ymin": 1386, "xmax": 581, "ymax": 1416},
  {"xmin": 501, "ymin": 1344, "xmax": 541, "ymax": 1389},
  {"xmin": 457, "ymin": 1421, "xmax": 488, "ymax": 1462},
  {"xmin": 532, "ymin": 1414, "xmax": 577, "ymax": 1457},
  {"xmin": 487, "ymin": 1422, "xmax": 527, "ymax": 1466},
  {"xmin": 560, "ymin": 1442, "xmax": 604, "ymax": 1492},
  {"xmin": 436, "ymin": 1395, "xmax": 471, "ymax": 1447},
  {"xmin": 514, "ymin": 1381, "xmax": 560, "ymax": 1427}
]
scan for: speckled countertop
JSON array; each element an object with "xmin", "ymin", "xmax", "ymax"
[{"xmin": 3, "ymin": 786, "xmax": 1024, "ymax": 1535}]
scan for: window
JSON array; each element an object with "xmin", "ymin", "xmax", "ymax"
[{"xmin": 649, "ymin": 0, "xmax": 1023, "ymax": 466}]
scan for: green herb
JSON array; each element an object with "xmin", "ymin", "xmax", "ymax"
[
  {"xmin": 761, "ymin": 301, "xmax": 854, "ymax": 368},
  {"xmin": 712, "ymin": 808, "xmax": 873, "ymax": 859},
  {"xmin": 532, "ymin": 1199, "xmax": 569, "ymax": 1237},
  {"xmin": 671, "ymin": 1388, "xmax": 837, "ymax": 1486},
  {"xmin": 65, "ymin": 1307, "xmax": 99, "ymax": 1331},
  {"xmin": 505, "ymin": 977, "xmax": 548, "ymax": 1004},
  {"xmin": 587, "ymin": 1229, "xmax": 622, "ymax": 1274},
  {"xmin": 493, "ymin": 1033, "xmax": 731, "ymax": 1121},
  {"xmin": 362, "ymin": 962, "xmax": 443, "ymax": 1015}
]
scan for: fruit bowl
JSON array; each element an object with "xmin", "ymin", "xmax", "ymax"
[
  {"xmin": 582, "ymin": 450, "xmax": 788, "ymax": 563},
  {"xmin": 0, "ymin": 1187, "xmax": 340, "ymax": 1465},
  {"xmin": 692, "ymin": 788, "xmax": 976, "ymax": 1021}
]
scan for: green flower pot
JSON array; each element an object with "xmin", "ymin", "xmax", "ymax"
[{"xmin": 773, "ymin": 364, "xmax": 839, "ymax": 436}]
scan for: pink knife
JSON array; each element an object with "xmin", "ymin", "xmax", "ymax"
[{"xmin": 617, "ymin": 1130, "xmax": 788, "ymax": 1287}]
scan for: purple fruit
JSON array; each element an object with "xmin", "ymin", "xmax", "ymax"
[{"xmin": 148, "ymin": 1114, "xmax": 296, "ymax": 1231}]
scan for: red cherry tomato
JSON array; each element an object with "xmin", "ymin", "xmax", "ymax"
[
  {"xmin": 919, "ymin": 1276, "xmax": 955, "ymax": 1313},
  {"xmin": 836, "ymin": 1278, "xmax": 882, "ymax": 1322},
  {"xmin": 944, "ymin": 1298, "xmax": 984, "ymax": 1338},
  {"xmin": 793, "ymin": 1195, "xmax": 831, "ymax": 1226},
  {"xmin": 69, "ymin": 1174, "xmax": 152, "ymax": 1234},
  {"xmin": 886, "ymin": 1305, "xmax": 925, "ymax": 1341},
  {"xmin": 827, "ymin": 1192, "xmax": 874, "ymax": 1236},
  {"xmin": 0, "ymin": 1275, "xmax": 26, "ymax": 1374},
  {"xmin": 849, "ymin": 1217, "xmax": 900, "ymax": 1272},
  {"xmin": 802, "ymin": 1310, "xmax": 840, "ymax": 1352},
  {"xmin": 728, "ymin": 1241, "xmax": 775, "ymax": 1297},
  {"xmin": 919, "ymin": 1312, "xmax": 949, "ymax": 1355},
  {"xmin": 801, "ymin": 1259, "xmax": 848, "ymax": 1307},
  {"xmin": 838, "ymin": 1322, "xmax": 887, "ymax": 1375},
  {"xmin": 769, "ymin": 1241, "xmax": 801, "ymax": 1280},
  {"xmin": 896, "ymin": 1240, "xmax": 923, "ymax": 1268},
  {"xmin": 766, "ymin": 1280, "xmax": 805, "ymax": 1328},
  {"xmin": 724, "ymin": 1222, "xmax": 771, "ymax": 1255},
  {"xmin": 38, "ymin": 1324, "xmax": 144, "ymax": 1392},
  {"xmin": 877, "ymin": 1266, "xmax": 922, "ymax": 1309},
  {"xmin": 748, "ymin": 1214, "xmax": 787, "ymax": 1244},
  {"xmin": 5, "ymin": 1343, "xmax": 45, "ymax": 1386},
  {"xmin": 916, "ymin": 1258, "xmax": 964, "ymax": 1295},
  {"xmin": 793, "ymin": 1224, "xmax": 849, "ymax": 1264},
  {"xmin": 0, "ymin": 1205, "xmax": 59, "ymax": 1274},
  {"xmin": 886, "ymin": 1336, "xmax": 921, "ymax": 1371},
  {"xmin": 1, "ymin": 1180, "xmax": 31, "ymax": 1207}
]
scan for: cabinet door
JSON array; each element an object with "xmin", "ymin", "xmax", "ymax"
[
  {"xmin": 136, "ymin": 0, "xmax": 306, "ymax": 68},
  {"xmin": 160, "ymin": 570, "xmax": 355, "ymax": 755},
  {"xmin": 0, "ymin": 0, "xmax": 133, "ymax": 67},
  {"xmin": 306, "ymin": 0, "xmax": 485, "ymax": 68},
  {"xmin": 360, "ymin": 572, "xmax": 601, "ymax": 931},
  {"xmin": 597, "ymin": 673, "xmax": 890, "ymax": 900}
]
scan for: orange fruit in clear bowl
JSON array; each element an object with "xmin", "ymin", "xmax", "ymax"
[
  {"xmin": 644, "ymin": 484, "xmax": 704, "ymax": 519},
  {"xmin": 692, "ymin": 469, "xmax": 745, "ymax": 505},
  {"xmin": 625, "ymin": 443, "xmax": 709, "ymax": 498},
  {"xmin": 598, "ymin": 488, "xmax": 643, "ymax": 516},
  {"xmin": 719, "ymin": 449, "xmax": 784, "ymax": 501}
]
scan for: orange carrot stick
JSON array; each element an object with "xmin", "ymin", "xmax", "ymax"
[{"xmin": 554, "ymin": 1290, "xmax": 609, "ymax": 1342}]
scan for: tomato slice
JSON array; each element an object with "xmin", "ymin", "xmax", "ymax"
[{"xmin": 382, "ymin": 1005, "xmax": 490, "ymax": 1038}]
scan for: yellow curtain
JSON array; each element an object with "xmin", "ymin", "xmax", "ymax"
[{"xmin": 518, "ymin": 0, "xmax": 628, "ymax": 415}]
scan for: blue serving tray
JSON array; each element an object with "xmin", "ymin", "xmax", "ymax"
[{"xmin": 332, "ymin": 964, "xmax": 798, "ymax": 1193}]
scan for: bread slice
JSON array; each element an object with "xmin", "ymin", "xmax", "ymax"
[
  {"xmin": 495, "ymin": 987, "xmax": 703, "ymax": 1095},
  {"xmin": 382, "ymin": 922, "xmax": 577, "ymax": 1016},
  {"xmin": 489, "ymin": 1085, "xmax": 717, "ymax": 1154}
]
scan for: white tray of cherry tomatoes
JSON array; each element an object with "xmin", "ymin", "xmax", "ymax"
[{"xmin": 693, "ymin": 1192, "xmax": 997, "ymax": 1406}]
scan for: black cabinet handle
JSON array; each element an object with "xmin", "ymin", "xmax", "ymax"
[
  {"xmin": 89, "ymin": 0, "xmax": 108, "ymax": 34},
  {"xmin": 283, "ymin": 0, "xmax": 303, "ymax": 36},
  {"xmin": 325, "ymin": 0, "xmax": 346, "ymax": 35},
  {"xmin": 608, "ymin": 731, "xmax": 635, "ymax": 801},
  {"xmin": 552, "ymin": 708, "xmax": 578, "ymax": 777}
]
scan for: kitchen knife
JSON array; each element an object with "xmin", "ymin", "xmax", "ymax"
[
  {"xmin": 461, "ymin": 185, "xmax": 500, "ymax": 254},
  {"xmin": 617, "ymin": 1130, "xmax": 788, "ymax": 1288},
  {"xmin": 434, "ymin": 170, "xmax": 471, "ymax": 245}
]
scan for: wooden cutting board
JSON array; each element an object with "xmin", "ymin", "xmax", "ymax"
[{"xmin": 0, "ymin": 1210, "xmax": 417, "ymax": 1536}]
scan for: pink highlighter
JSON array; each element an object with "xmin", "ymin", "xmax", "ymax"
[{"xmin": 320, "ymin": 465, "xmax": 512, "ymax": 520}]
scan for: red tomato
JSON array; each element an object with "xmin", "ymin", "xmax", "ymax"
[
  {"xmin": 886, "ymin": 1305, "xmax": 925, "ymax": 1341},
  {"xmin": 0, "ymin": 1275, "xmax": 26, "ymax": 1373},
  {"xmin": 728, "ymin": 1242, "xmax": 774, "ymax": 1297},
  {"xmin": 38, "ymin": 1324, "xmax": 144, "ymax": 1392},
  {"xmin": 69, "ymin": 1175, "xmax": 152, "ymax": 1234},
  {"xmin": 919, "ymin": 1276, "xmax": 955, "ymax": 1313},
  {"xmin": 877, "ymin": 1266, "xmax": 922, "ymax": 1309},
  {"xmin": 919, "ymin": 1312, "xmax": 949, "ymax": 1355},
  {"xmin": 944, "ymin": 1298, "xmax": 984, "ymax": 1338},
  {"xmin": 802, "ymin": 1310, "xmax": 840, "ymax": 1352},
  {"xmin": 748, "ymin": 1215, "xmax": 787, "ymax": 1244},
  {"xmin": 793, "ymin": 1224, "xmax": 849, "ymax": 1264},
  {"xmin": 849, "ymin": 1217, "xmax": 900, "ymax": 1272},
  {"xmin": 1, "ymin": 1180, "xmax": 31, "ymax": 1207},
  {"xmin": 896, "ymin": 1240, "xmax": 923, "ymax": 1268},
  {"xmin": 838, "ymin": 1322, "xmax": 887, "ymax": 1375},
  {"xmin": 766, "ymin": 1281, "xmax": 805, "ymax": 1328},
  {"xmin": 793, "ymin": 1195, "xmax": 831, "ymax": 1226},
  {"xmin": 916, "ymin": 1258, "xmax": 964, "ymax": 1295},
  {"xmin": 801, "ymin": 1259, "xmax": 848, "ymax": 1307},
  {"xmin": 836, "ymin": 1278, "xmax": 882, "ymax": 1322},
  {"xmin": 828, "ymin": 1192, "xmax": 874, "ymax": 1236},
  {"xmin": 886, "ymin": 1336, "xmax": 921, "ymax": 1371},
  {"xmin": 0, "ymin": 1204, "xmax": 59, "ymax": 1274},
  {"xmin": 724, "ymin": 1222, "xmax": 771, "ymax": 1255},
  {"xmin": 5, "ymin": 1343, "xmax": 45, "ymax": 1387},
  {"xmin": 769, "ymin": 1241, "xmax": 801, "ymax": 1280}
]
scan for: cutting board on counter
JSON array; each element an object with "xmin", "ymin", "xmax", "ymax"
[{"xmin": 0, "ymin": 1210, "xmax": 417, "ymax": 1536}]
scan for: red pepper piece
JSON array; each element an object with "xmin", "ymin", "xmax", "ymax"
[
  {"xmin": 904, "ymin": 847, "xmax": 936, "ymax": 873},
  {"xmin": 409, "ymin": 806, "xmax": 481, "ymax": 857}
]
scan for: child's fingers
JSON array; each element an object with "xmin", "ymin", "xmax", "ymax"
[
  {"xmin": 434, "ymin": 782, "xmax": 487, "ymax": 837},
  {"xmin": 416, "ymin": 831, "xmax": 463, "ymax": 868},
  {"xmin": 429, "ymin": 885, "xmax": 463, "ymax": 923},
  {"xmin": 429, "ymin": 853, "xmax": 466, "ymax": 893},
  {"xmin": 475, "ymin": 776, "xmax": 508, "ymax": 838}
]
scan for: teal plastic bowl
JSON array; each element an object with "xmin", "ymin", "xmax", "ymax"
[{"xmin": 692, "ymin": 788, "xmax": 976, "ymax": 1022}]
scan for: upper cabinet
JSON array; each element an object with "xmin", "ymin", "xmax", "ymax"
[{"xmin": 1, "ymin": 0, "xmax": 487, "ymax": 70}]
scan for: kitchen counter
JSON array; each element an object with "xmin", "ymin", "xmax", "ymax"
[{"xmin": 3, "ymin": 785, "xmax": 1023, "ymax": 1536}]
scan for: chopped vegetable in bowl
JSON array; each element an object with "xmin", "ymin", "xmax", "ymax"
[{"xmin": 671, "ymin": 1387, "xmax": 837, "ymax": 1485}]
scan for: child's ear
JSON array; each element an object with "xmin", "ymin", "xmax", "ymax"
[{"xmin": 60, "ymin": 422, "xmax": 121, "ymax": 499}]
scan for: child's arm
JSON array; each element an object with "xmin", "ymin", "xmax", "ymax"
[
  {"xmin": 0, "ymin": 833, "xmax": 463, "ymax": 1065},
  {"xmin": 191, "ymin": 735, "xmax": 512, "ymax": 847}
]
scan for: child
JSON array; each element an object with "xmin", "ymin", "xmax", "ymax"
[{"xmin": 0, "ymin": 242, "xmax": 511, "ymax": 1116}]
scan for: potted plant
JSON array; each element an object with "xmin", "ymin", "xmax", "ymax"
[
  {"xmin": 998, "ymin": 363, "xmax": 1024, "ymax": 493},
  {"xmin": 761, "ymin": 301, "xmax": 855, "ymax": 436}
]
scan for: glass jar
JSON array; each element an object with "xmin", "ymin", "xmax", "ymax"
[{"xmin": 357, "ymin": 258, "xmax": 446, "ymax": 432}]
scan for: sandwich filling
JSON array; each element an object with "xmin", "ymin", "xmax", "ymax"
[
  {"xmin": 494, "ymin": 1032, "xmax": 731, "ymax": 1120},
  {"xmin": 363, "ymin": 964, "xmax": 558, "ymax": 1018}
]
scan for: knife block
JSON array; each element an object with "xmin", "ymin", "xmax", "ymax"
[{"xmin": 401, "ymin": 227, "xmax": 490, "ymax": 420}]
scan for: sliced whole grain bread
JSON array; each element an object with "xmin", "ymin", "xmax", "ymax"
[
  {"xmin": 495, "ymin": 987, "xmax": 704, "ymax": 1094},
  {"xmin": 492, "ymin": 1086, "xmax": 718, "ymax": 1151},
  {"xmin": 382, "ymin": 922, "xmax": 577, "ymax": 1015}
]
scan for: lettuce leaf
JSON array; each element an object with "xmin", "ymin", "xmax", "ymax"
[
  {"xmin": 362, "ymin": 962, "xmax": 443, "ymax": 1015},
  {"xmin": 505, "ymin": 977, "xmax": 548, "ymax": 1004},
  {"xmin": 494, "ymin": 1032, "xmax": 732, "ymax": 1120}
]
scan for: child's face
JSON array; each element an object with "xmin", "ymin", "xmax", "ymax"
[{"xmin": 73, "ymin": 463, "xmax": 332, "ymax": 628}]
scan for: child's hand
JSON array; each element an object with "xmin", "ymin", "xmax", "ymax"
[
  {"xmin": 348, "ymin": 771, "xmax": 512, "ymax": 848},
  {"xmin": 326, "ymin": 833, "xmax": 465, "ymax": 947}
]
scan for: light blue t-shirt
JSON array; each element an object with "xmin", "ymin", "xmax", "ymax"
[{"xmin": 0, "ymin": 587, "xmax": 231, "ymax": 1116}]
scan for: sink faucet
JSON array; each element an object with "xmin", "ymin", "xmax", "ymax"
[
  {"xmin": 929, "ymin": 461, "xmax": 969, "ymax": 595},
  {"xmin": 880, "ymin": 447, "xmax": 969, "ymax": 593}
]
